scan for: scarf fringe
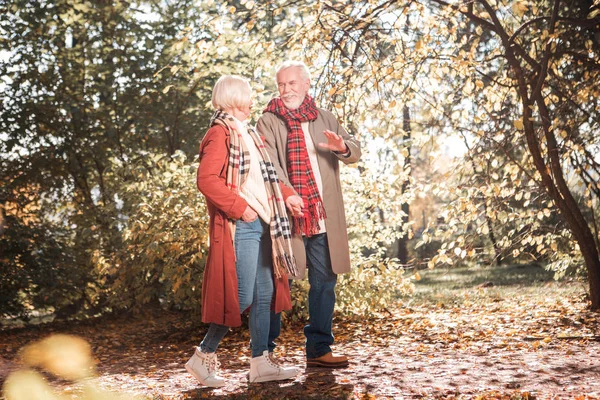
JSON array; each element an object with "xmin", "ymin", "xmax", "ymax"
[
  {"xmin": 273, "ymin": 251, "xmax": 298, "ymax": 279},
  {"xmin": 292, "ymin": 201, "xmax": 326, "ymax": 237}
]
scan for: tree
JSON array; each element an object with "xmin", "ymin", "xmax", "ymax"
[
  {"xmin": 0, "ymin": 0, "xmax": 216, "ymax": 316},
  {"xmin": 424, "ymin": 0, "xmax": 600, "ymax": 307}
]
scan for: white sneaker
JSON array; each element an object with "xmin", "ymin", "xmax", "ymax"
[
  {"xmin": 249, "ymin": 350, "xmax": 300, "ymax": 383},
  {"xmin": 268, "ymin": 353, "xmax": 301, "ymax": 375},
  {"xmin": 185, "ymin": 348, "xmax": 226, "ymax": 387}
]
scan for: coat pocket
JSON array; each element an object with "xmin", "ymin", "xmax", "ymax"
[{"xmin": 212, "ymin": 213, "xmax": 225, "ymax": 243}]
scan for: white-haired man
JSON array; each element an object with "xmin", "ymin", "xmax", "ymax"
[{"xmin": 257, "ymin": 61, "xmax": 361, "ymax": 368}]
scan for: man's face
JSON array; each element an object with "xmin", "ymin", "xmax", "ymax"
[{"xmin": 277, "ymin": 67, "xmax": 310, "ymax": 110}]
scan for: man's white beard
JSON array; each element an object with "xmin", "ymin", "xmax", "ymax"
[{"xmin": 282, "ymin": 97, "xmax": 303, "ymax": 110}]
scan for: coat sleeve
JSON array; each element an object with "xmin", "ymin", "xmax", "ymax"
[
  {"xmin": 197, "ymin": 126, "xmax": 248, "ymax": 220},
  {"xmin": 278, "ymin": 182, "xmax": 297, "ymax": 200},
  {"xmin": 322, "ymin": 109, "xmax": 361, "ymax": 164},
  {"xmin": 257, "ymin": 114, "xmax": 299, "ymax": 200}
]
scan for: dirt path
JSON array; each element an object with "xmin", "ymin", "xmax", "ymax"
[{"xmin": 2, "ymin": 292, "xmax": 599, "ymax": 399}]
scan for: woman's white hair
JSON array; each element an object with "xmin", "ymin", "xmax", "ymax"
[
  {"xmin": 211, "ymin": 75, "xmax": 252, "ymax": 111},
  {"xmin": 275, "ymin": 60, "xmax": 311, "ymax": 82}
]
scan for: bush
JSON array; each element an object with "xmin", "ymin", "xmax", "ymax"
[{"xmin": 106, "ymin": 151, "xmax": 209, "ymax": 315}]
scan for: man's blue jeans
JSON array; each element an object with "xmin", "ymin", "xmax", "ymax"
[
  {"xmin": 200, "ymin": 218, "xmax": 274, "ymax": 358},
  {"xmin": 267, "ymin": 233, "xmax": 337, "ymax": 359}
]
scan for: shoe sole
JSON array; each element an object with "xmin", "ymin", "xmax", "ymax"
[
  {"xmin": 185, "ymin": 363, "xmax": 226, "ymax": 388},
  {"xmin": 249, "ymin": 371, "xmax": 299, "ymax": 383},
  {"xmin": 306, "ymin": 360, "xmax": 349, "ymax": 368}
]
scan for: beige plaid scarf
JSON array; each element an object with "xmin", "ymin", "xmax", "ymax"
[{"xmin": 210, "ymin": 110, "xmax": 298, "ymax": 278}]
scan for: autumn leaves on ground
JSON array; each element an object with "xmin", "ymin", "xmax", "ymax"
[{"xmin": 2, "ymin": 264, "xmax": 599, "ymax": 400}]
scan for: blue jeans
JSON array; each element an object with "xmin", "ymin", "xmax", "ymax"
[
  {"xmin": 267, "ymin": 233, "xmax": 337, "ymax": 359},
  {"xmin": 200, "ymin": 218, "xmax": 274, "ymax": 358}
]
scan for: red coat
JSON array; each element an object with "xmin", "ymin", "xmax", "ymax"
[{"xmin": 197, "ymin": 124, "xmax": 294, "ymax": 327}]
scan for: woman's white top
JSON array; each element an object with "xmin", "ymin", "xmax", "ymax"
[{"xmin": 234, "ymin": 117, "xmax": 272, "ymax": 224}]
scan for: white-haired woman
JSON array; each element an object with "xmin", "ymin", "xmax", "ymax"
[{"xmin": 185, "ymin": 75, "xmax": 303, "ymax": 386}]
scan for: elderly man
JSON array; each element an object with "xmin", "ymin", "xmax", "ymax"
[{"xmin": 257, "ymin": 60, "xmax": 361, "ymax": 368}]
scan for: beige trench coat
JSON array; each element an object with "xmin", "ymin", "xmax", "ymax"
[{"xmin": 257, "ymin": 107, "xmax": 361, "ymax": 279}]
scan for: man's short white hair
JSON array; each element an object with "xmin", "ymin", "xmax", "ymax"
[
  {"xmin": 211, "ymin": 75, "xmax": 252, "ymax": 111},
  {"xmin": 275, "ymin": 60, "xmax": 311, "ymax": 82}
]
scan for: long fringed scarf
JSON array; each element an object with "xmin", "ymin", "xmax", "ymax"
[
  {"xmin": 209, "ymin": 110, "xmax": 298, "ymax": 278},
  {"xmin": 264, "ymin": 95, "xmax": 326, "ymax": 237}
]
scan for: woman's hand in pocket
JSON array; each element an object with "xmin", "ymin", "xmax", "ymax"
[{"xmin": 241, "ymin": 206, "xmax": 258, "ymax": 222}]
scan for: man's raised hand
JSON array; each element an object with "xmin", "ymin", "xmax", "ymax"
[{"xmin": 318, "ymin": 129, "xmax": 348, "ymax": 153}]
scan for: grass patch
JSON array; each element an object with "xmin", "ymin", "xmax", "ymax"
[{"xmin": 409, "ymin": 263, "xmax": 588, "ymax": 307}]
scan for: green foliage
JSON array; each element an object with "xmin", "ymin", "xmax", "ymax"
[
  {"xmin": 1, "ymin": 0, "xmax": 215, "ymax": 318},
  {"xmin": 106, "ymin": 151, "xmax": 209, "ymax": 314},
  {"xmin": 336, "ymin": 165, "xmax": 415, "ymax": 317},
  {"xmin": 0, "ymin": 198, "xmax": 97, "ymax": 319}
]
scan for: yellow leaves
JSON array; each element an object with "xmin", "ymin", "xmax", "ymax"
[
  {"xmin": 20, "ymin": 335, "xmax": 95, "ymax": 381},
  {"xmin": 511, "ymin": 1, "xmax": 529, "ymax": 17},
  {"xmin": 3, "ymin": 370, "xmax": 63, "ymax": 400},
  {"xmin": 462, "ymin": 80, "xmax": 475, "ymax": 95},
  {"xmin": 588, "ymin": 7, "xmax": 600, "ymax": 18},
  {"xmin": 515, "ymin": 191, "xmax": 524, "ymax": 201},
  {"xmin": 229, "ymin": 6, "xmax": 236, "ymax": 13},
  {"xmin": 5, "ymin": 335, "xmax": 139, "ymax": 400},
  {"xmin": 514, "ymin": 119, "xmax": 524, "ymax": 130}
]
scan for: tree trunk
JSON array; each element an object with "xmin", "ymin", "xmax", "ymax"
[{"xmin": 397, "ymin": 105, "xmax": 411, "ymax": 266}]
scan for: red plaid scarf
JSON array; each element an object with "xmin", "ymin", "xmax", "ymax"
[
  {"xmin": 208, "ymin": 110, "xmax": 297, "ymax": 278},
  {"xmin": 264, "ymin": 95, "xmax": 326, "ymax": 237}
]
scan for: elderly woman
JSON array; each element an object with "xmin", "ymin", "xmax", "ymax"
[{"xmin": 185, "ymin": 75, "xmax": 303, "ymax": 386}]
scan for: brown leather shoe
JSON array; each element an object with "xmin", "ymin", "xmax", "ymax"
[{"xmin": 306, "ymin": 352, "xmax": 349, "ymax": 368}]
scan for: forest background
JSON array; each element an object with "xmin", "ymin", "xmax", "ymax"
[{"xmin": 1, "ymin": 0, "xmax": 600, "ymax": 331}]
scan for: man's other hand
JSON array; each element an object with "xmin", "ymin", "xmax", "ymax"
[{"xmin": 285, "ymin": 195, "xmax": 304, "ymax": 217}]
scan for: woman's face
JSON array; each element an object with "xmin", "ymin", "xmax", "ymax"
[{"xmin": 231, "ymin": 98, "xmax": 252, "ymax": 122}]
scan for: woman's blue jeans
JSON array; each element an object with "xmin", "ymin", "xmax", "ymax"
[{"xmin": 200, "ymin": 218, "xmax": 274, "ymax": 358}]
